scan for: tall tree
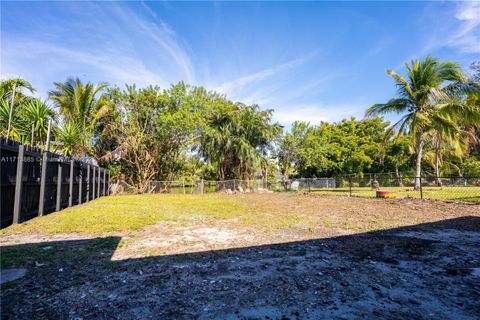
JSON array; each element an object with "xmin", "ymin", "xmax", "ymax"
[
  {"xmin": 200, "ymin": 103, "xmax": 281, "ymax": 180},
  {"xmin": 366, "ymin": 56, "xmax": 478, "ymax": 189},
  {"xmin": 48, "ymin": 77, "xmax": 108, "ymax": 153},
  {"xmin": 99, "ymin": 84, "xmax": 202, "ymax": 191},
  {"xmin": 274, "ymin": 121, "xmax": 310, "ymax": 180}
]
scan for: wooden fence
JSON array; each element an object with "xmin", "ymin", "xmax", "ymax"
[{"xmin": 0, "ymin": 137, "xmax": 110, "ymax": 228}]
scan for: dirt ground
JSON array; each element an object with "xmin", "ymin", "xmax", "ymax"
[{"xmin": 1, "ymin": 194, "xmax": 479, "ymax": 319}]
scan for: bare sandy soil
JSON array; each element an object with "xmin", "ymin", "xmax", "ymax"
[{"xmin": 1, "ymin": 195, "xmax": 479, "ymax": 319}]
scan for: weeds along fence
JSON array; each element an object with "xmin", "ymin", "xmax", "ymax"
[
  {"xmin": 0, "ymin": 137, "xmax": 111, "ymax": 228},
  {"xmin": 146, "ymin": 178, "xmax": 336, "ymax": 195},
  {"xmin": 145, "ymin": 174, "xmax": 480, "ymax": 203}
]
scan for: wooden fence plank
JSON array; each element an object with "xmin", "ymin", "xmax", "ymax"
[
  {"xmin": 97, "ymin": 167, "xmax": 101, "ymax": 198},
  {"xmin": 68, "ymin": 159, "xmax": 74, "ymax": 207},
  {"xmin": 38, "ymin": 152, "xmax": 48, "ymax": 216},
  {"xmin": 12, "ymin": 145, "xmax": 24, "ymax": 224},
  {"xmin": 103, "ymin": 168, "xmax": 106, "ymax": 196},
  {"xmin": 78, "ymin": 163, "xmax": 82, "ymax": 205},
  {"xmin": 86, "ymin": 165, "xmax": 90, "ymax": 202},
  {"xmin": 56, "ymin": 160, "xmax": 62, "ymax": 212},
  {"xmin": 92, "ymin": 166, "xmax": 96, "ymax": 200}
]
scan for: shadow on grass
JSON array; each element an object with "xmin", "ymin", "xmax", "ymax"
[
  {"xmin": 449, "ymin": 196, "xmax": 480, "ymax": 203},
  {"xmin": 1, "ymin": 217, "xmax": 479, "ymax": 319}
]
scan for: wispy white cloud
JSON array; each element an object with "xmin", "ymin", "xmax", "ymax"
[
  {"xmin": 417, "ymin": 1, "xmax": 480, "ymax": 57},
  {"xmin": 1, "ymin": 2, "xmax": 194, "ymax": 97},
  {"xmin": 272, "ymin": 103, "xmax": 364, "ymax": 125},
  {"xmin": 1, "ymin": 39, "xmax": 165, "ymax": 94},
  {"xmin": 111, "ymin": 3, "xmax": 195, "ymax": 83},
  {"xmin": 213, "ymin": 50, "xmax": 320, "ymax": 96},
  {"xmin": 448, "ymin": 1, "xmax": 480, "ymax": 54},
  {"xmin": 392, "ymin": 2, "xmax": 479, "ymax": 72},
  {"xmin": 140, "ymin": 1, "xmax": 158, "ymax": 20}
]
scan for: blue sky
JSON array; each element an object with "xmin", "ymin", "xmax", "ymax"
[{"xmin": 1, "ymin": 1, "xmax": 479, "ymax": 126}]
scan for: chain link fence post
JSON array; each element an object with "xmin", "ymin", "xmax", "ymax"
[
  {"xmin": 419, "ymin": 176, "xmax": 423, "ymax": 199},
  {"xmin": 349, "ymin": 175, "xmax": 353, "ymax": 197}
]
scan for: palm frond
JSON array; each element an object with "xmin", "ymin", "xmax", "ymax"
[{"xmin": 365, "ymin": 98, "xmax": 411, "ymax": 117}]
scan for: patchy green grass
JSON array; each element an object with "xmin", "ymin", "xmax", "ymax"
[
  {"xmin": 0, "ymin": 237, "xmax": 120, "ymax": 269},
  {"xmin": 1, "ymin": 193, "xmax": 479, "ymax": 267},
  {"xmin": 1, "ymin": 193, "xmax": 478, "ymax": 241},
  {"xmin": 0, "ymin": 194, "xmax": 245, "ymax": 236},
  {"xmin": 311, "ymin": 186, "xmax": 480, "ymax": 202}
]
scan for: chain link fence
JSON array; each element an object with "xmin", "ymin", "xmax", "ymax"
[
  {"xmin": 139, "ymin": 174, "xmax": 480, "ymax": 203},
  {"xmin": 311, "ymin": 174, "xmax": 480, "ymax": 203}
]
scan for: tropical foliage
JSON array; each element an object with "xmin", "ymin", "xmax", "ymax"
[
  {"xmin": 0, "ymin": 79, "xmax": 54, "ymax": 144},
  {"xmin": 199, "ymin": 104, "xmax": 281, "ymax": 180},
  {"xmin": 366, "ymin": 56, "xmax": 479, "ymax": 188},
  {"xmin": 49, "ymin": 77, "xmax": 108, "ymax": 153},
  {"xmin": 0, "ymin": 56, "xmax": 478, "ymax": 188}
]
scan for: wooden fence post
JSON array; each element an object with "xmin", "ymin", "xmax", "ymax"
[
  {"xmin": 92, "ymin": 166, "xmax": 96, "ymax": 200},
  {"xmin": 97, "ymin": 167, "xmax": 101, "ymax": 198},
  {"xmin": 56, "ymin": 160, "xmax": 62, "ymax": 212},
  {"xmin": 38, "ymin": 152, "xmax": 48, "ymax": 216},
  {"xmin": 103, "ymin": 169, "xmax": 106, "ymax": 196},
  {"xmin": 78, "ymin": 163, "xmax": 82, "ymax": 205},
  {"xmin": 86, "ymin": 164, "xmax": 90, "ymax": 202},
  {"xmin": 68, "ymin": 159, "xmax": 74, "ymax": 207},
  {"xmin": 106, "ymin": 170, "xmax": 110, "ymax": 195},
  {"xmin": 13, "ymin": 145, "xmax": 24, "ymax": 224}
]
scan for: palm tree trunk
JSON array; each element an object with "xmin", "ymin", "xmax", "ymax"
[
  {"xmin": 414, "ymin": 134, "xmax": 424, "ymax": 190},
  {"xmin": 450, "ymin": 163, "xmax": 463, "ymax": 177}
]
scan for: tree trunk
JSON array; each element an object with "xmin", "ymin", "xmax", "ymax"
[
  {"xmin": 450, "ymin": 163, "xmax": 463, "ymax": 177},
  {"xmin": 395, "ymin": 166, "xmax": 404, "ymax": 187},
  {"xmin": 414, "ymin": 134, "xmax": 424, "ymax": 190}
]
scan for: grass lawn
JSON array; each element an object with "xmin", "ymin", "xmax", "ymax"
[
  {"xmin": 1, "ymin": 194, "xmax": 246, "ymax": 235},
  {"xmin": 1, "ymin": 192, "xmax": 477, "ymax": 238},
  {"xmin": 311, "ymin": 186, "xmax": 480, "ymax": 202},
  {"xmin": 1, "ymin": 193, "xmax": 479, "ymax": 260}
]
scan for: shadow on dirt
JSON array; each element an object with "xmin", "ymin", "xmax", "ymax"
[{"xmin": 1, "ymin": 216, "xmax": 480, "ymax": 319}]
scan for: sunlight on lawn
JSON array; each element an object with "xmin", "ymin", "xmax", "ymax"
[
  {"xmin": 2, "ymin": 193, "xmax": 479, "ymax": 239},
  {"xmin": 1, "ymin": 194, "xmax": 243, "ymax": 235}
]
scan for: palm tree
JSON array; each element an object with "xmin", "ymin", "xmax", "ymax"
[
  {"xmin": 199, "ymin": 103, "xmax": 281, "ymax": 180},
  {"xmin": 48, "ymin": 77, "xmax": 108, "ymax": 153},
  {"xmin": 366, "ymin": 56, "xmax": 479, "ymax": 189},
  {"xmin": 0, "ymin": 78, "xmax": 34, "ymax": 101},
  {"xmin": 24, "ymin": 99, "xmax": 56, "ymax": 146},
  {"xmin": 0, "ymin": 99, "xmax": 26, "ymax": 139},
  {"xmin": 55, "ymin": 121, "xmax": 81, "ymax": 156},
  {"xmin": 425, "ymin": 128, "xmax": 472, "ymax": 185},
  {"xmin": 0, "ymin": 78, "xmax": 35, "ymax": 139}
]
